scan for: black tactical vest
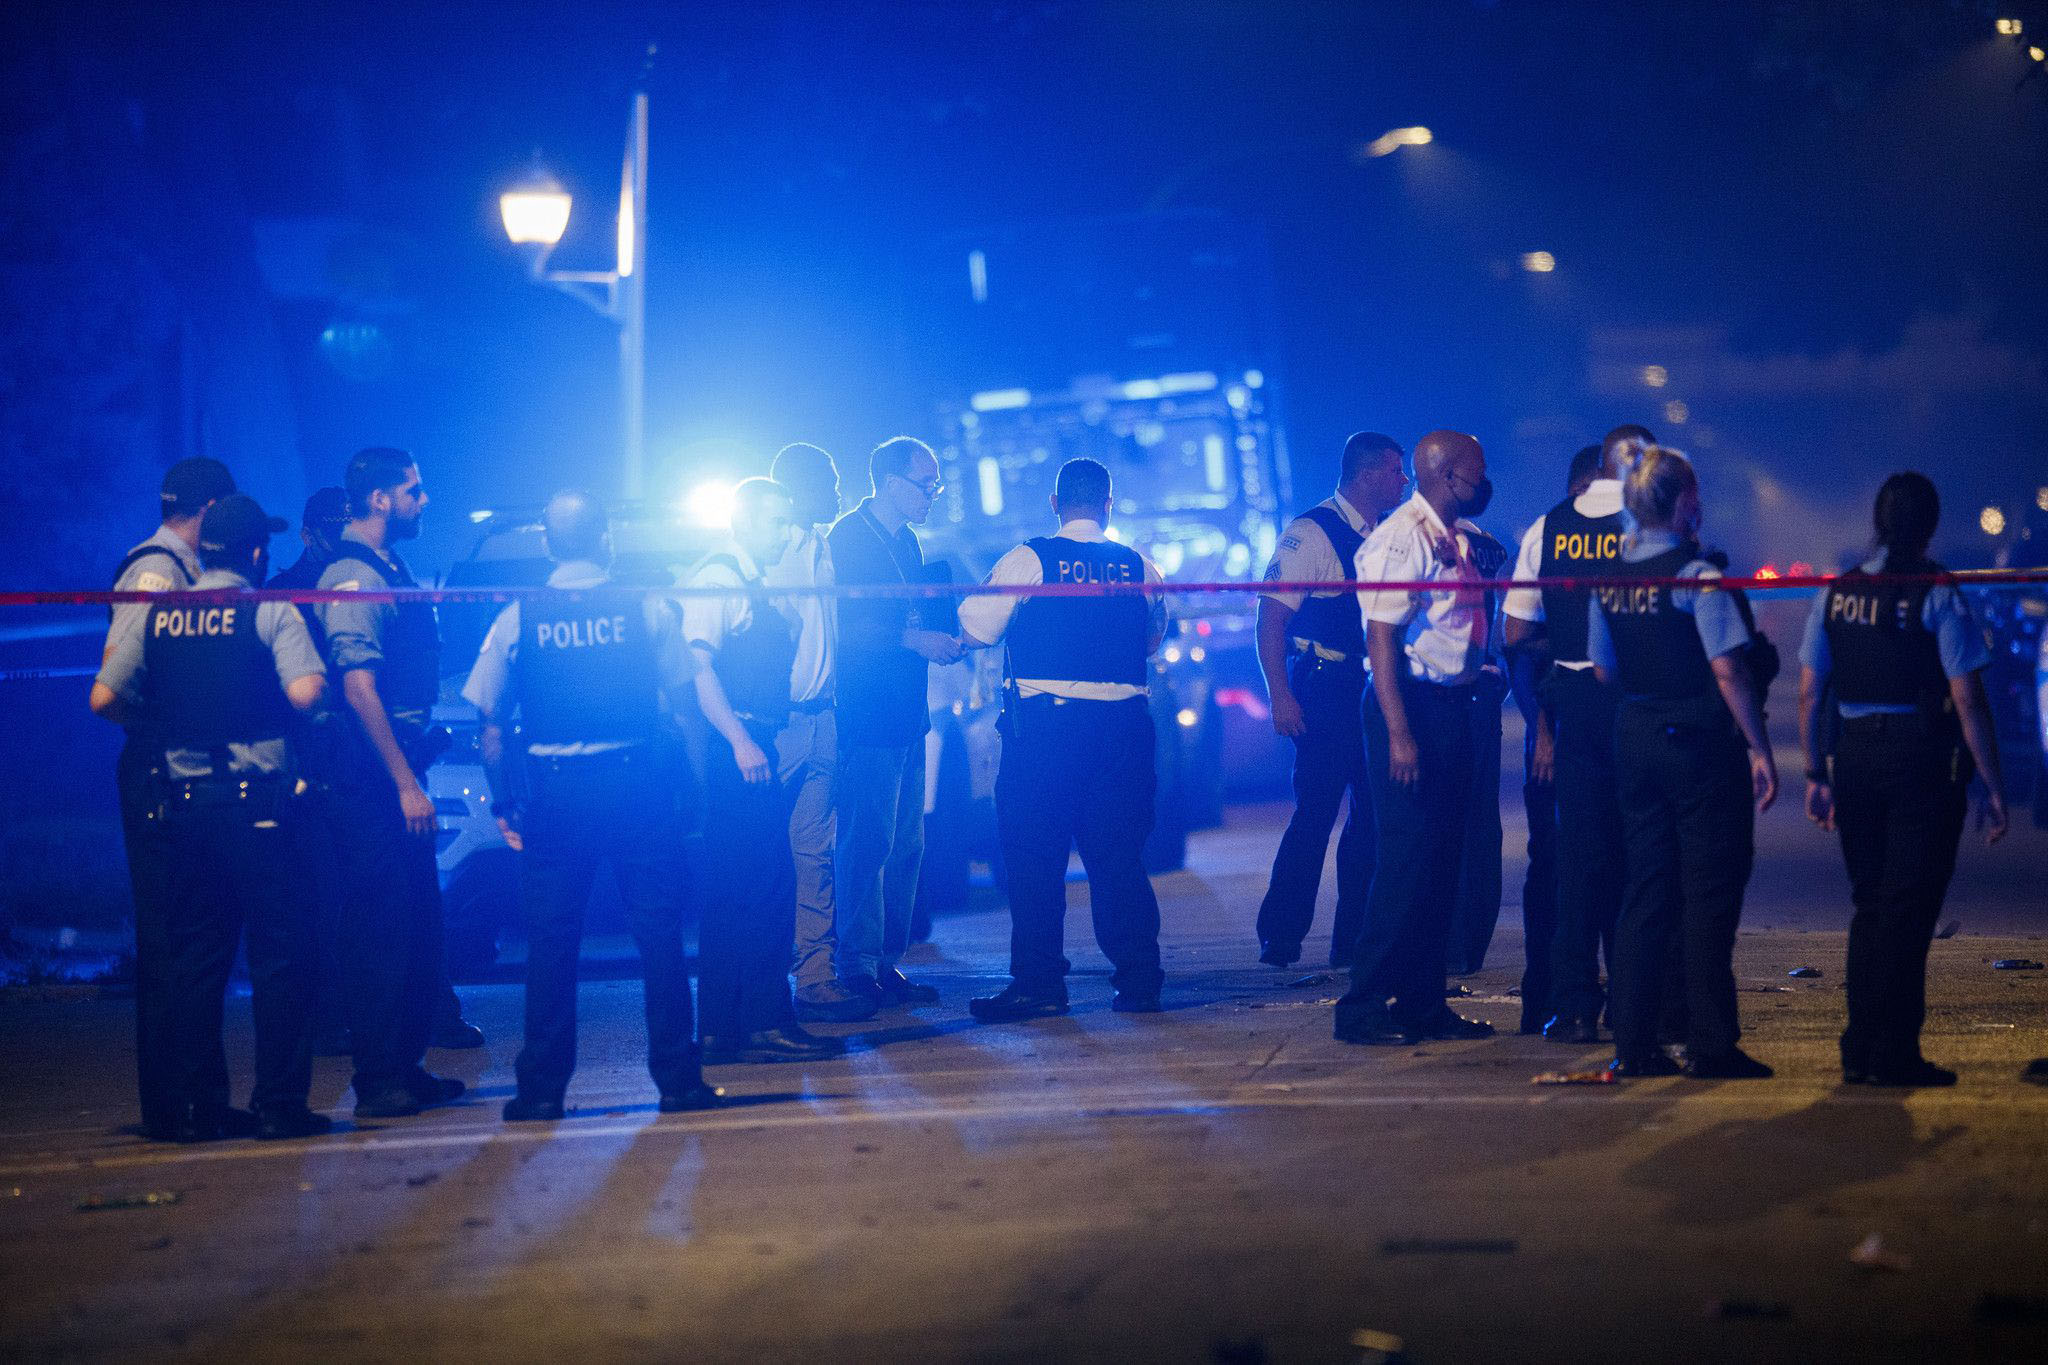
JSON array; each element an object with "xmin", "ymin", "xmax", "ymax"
[
  {"xmin": 108, "ymin": 541, "xmax": 194, "ymax": 623},
  {"xmin": 513, "ymin": 589, "xmax": 661, "ymax": 748},
  {"xmin": 1288, "ymin": 505, "xmax": 1366, "ymax": 658},
  {"xmin": 1596, "ymin": 544, "xmax": 1717, "ymax": 701},
  {"xmin": 1538, "ymin": 496, "xmax": 1625, "ymax": 665},
  {"xmin": 702, "ymin": 555, "xmax": 798, "ymax": 729},
  {"xmin": 324, "ymin": 547, "xmax": 442, "ymax": 722},
  {"xmin": 1005, "ymin": 537, "xmax": 1150, "ymax": 687},
  {"xmin": 142, "ymin": 597, "xmax": 293, "ymax": 754},
  {"xmin": 266, "ymin": 550, "xmax": 334, "ymax": 657},
  {"xmin": 1822, "ymin": 564, "xmax": 1952, "ymax": 711}
]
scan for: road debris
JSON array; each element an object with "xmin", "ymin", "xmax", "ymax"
[
  {"xmin": 1532, "ymin": 1070, "xmax": 1619, "ymax": 1086},
  {"xmin": 1285, "ymin": 973, "xmax": 1333, "ymax": 989},
  {"xmin": 76, "ymin": 1190, "xmax": 180, "ymax": 1212},
  {"xmin": 1380, "ymin": 1238, "xmax": 1517, "ymax": 1255},
  {"xmin": 1933, "ymin": 920, "xmax": 1960, "ymax": 940},
  {"xmin": 1350, "ymin": 1326, "xmax": 1405, "ymax": 1361},
  {"xmin": 1991, "ymin": 959, "xmax": 2044, "ymax": 971},
  {"xmin": 1787, "ymin": 967, "xmax": 1823, "ymax": 979},
  {"xmin": 1848, "ymin": 1232, "xmax": 1911, "ymax": 1272}
]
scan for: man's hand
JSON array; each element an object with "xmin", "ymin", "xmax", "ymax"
[
  {"xmin": 733, "ymin": 736, "xmax": 773, "ymax": 785},
  {"xmin": 494, "ymin": 815, "xmax": 526, "ymax": 853},
  {"xmin": 1388, "ymin": 730, "xmax": 1421, "ymax": 789},
  {"xmin": 1271, "ymin": 689, "xmax": 1307, "ymax": 739},
  {"xmin": 905, "ymin": 628, "xmax": 963, "ymax": 665},
  {"xmin": 398, "ymin": 781, "xmax": 437, "ymax": 839},
  {"xmin": 1531, "ymin": 722, "xmax": 1555, "ymax": 786},
  {"xmin": 1804, "ymin": 779, "xmax": 1834, "ymax": 831},
  {"xmin": 1978, "ymin": 789, "xmax": 2010, "ymax": 846},
  {"xmin": 1749, "ymin": 749, "xmax": 1778, "ymax": 813}
]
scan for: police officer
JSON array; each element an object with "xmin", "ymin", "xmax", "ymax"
[
  {"xmin": 1798, "ymin": 472, "xmax": 2007, "ymax": 1086},
  {"xmin": 315, "ymin": 447, "xmax": 466, "ymax": 1117},
  {"xmin": 1502, "ymin": 426, "xmax": 1650, "ymax": 1043},
  {"xmin": 1589, "ymin": 446, "xmax": 1777, "ymax": 1079},
  {"xmin": 686, "ymin": 478, "xmax": 847, "ymax": 1064},
  {"xmin": 1252, "ymin": 432, "xmax": 1408, "ymax": 969},
  {"xmin": 103, "ymin": 456, "xmax": 236, "ymax": 1139},
  {"xmin": 266, "ymin": 485, "xmax": 352, "ymax": 1055},
  {"xmin": 960, "ymin": 457, "xmax": 1168, "ymax": 1020},
  {"xmin": 1333, "ymin": 431, "xmax": 1500, "ymax": 1046},
  {"xmin": 90, "ymin": 494, "xmax": 331, "ymax": 1141},
  {"xmin": 463, "ymin": 491, "xmax": 723, "ymax": 1119}
]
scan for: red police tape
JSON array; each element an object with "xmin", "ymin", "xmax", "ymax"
[{"xmin": 6, "ymin": 566, "xmax": 2048, "ymax": 605}]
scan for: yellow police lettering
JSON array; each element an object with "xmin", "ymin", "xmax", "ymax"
[
  {"xmin": 152, "ymin": 606, "xmax": 237, "ymax": 637},
  {"xmin": 1552, "ymin": 531, "xmax": 1620, "ymax": 562},
  {"xmin": 535, "ymin": 615, "xmax": 630, "ymax": 649}
]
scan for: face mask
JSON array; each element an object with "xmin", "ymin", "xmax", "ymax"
[{"xmin": 1461, "ymin": 477, "xmax": 1494, "ymax": 518}]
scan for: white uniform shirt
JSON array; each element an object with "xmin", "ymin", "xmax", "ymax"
[
  {"xmin": 760, "ymin": 523, "xmax": 834, "ymax": 705},
  {"xmin": 1259, "ymin": 491, "xmax": 1373, "ymax": 613},
  {"xmin": 959, "ymin": 518, "xmax": 1166, "ymax": 701},
  {"xmin": 1502, "ymin": 477, "xmax": 1624, "ymax": 672},
  {"xmin": 681, "ymin": 542, "xmax": 782, "ymax": 655},
  {"xmin": 1354, "ymin": 492, "xmax": 1493, "ymax": 686}
]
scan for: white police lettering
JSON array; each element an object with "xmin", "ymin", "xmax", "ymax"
[
  {"xmin": 1054, "ymin": 556, "xmax": 1134, "ymax": 585},
  {"xmin": 152, "ymin": 606, "xmax": 238, "ymax": 637},
  {"xmin": 534, "ymin": 614, "xmax": 630, "ymax": 649},
  {"xmin": 1598, "ymin": 585, "xmax": 1665, "ymax": 616},
  {"xmin": 1828, "ymin": 592, "xmax": 1880, "ymax": 628}
]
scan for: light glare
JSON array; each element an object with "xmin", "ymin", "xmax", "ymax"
[
  {"xmin": 1520, "ymin": 251, "xmax": 1556, "ymax": 273},
  {"xmin": 500, "ymin": 181, "xmax": 573, "ymax": 248},
  {"xmin": 681, "ymin": 480, "xmax": 737, "ymax": 530},
  {"xmin": 1981, "ymin": 506, "xmax": 2008, "ymax": 536}
]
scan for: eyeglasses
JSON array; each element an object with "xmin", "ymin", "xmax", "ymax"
[{"xmin": 894, "ymin": 473, "xmax": 944, "ymax": 499}]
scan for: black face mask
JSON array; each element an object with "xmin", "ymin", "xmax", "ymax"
[{"xmin": 1459, "ymin": 477, "xmax": 1494, "ymax": 518}]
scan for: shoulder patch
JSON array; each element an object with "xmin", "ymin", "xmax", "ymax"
[
  {"xmin": 332, "ymin": 579, "xmax": 363, "ymax": 592},
  {"xmin": 131, "ymin": 571, "xmax": 173, "ymax": 594},
  {"xmin": 1277, "ymin": 533, "xmax": 1303, "ymax": 554}
]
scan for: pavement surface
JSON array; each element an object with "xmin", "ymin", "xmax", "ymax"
[{"xmin": 4, "ymin": 790, "xmax": 2047, "ymax": 1363}]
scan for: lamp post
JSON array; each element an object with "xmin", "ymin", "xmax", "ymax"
[{"xmin": 500, "ymin": 87, "xmax": 650, "ymax": 500}]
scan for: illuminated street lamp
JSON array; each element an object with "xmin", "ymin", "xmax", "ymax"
[
  {"xmin": 1360, "ymin": 125, "xmax": 1434, "ymax": 159},
  {"xmin": 499, "ymin": 86, "xmax": 650, "ymax": 499}
]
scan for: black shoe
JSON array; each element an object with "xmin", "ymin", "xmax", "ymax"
[
  {"xmin": 353, "ymin": 1086, "xmax": 422, "ymax": 1119},
  {"xmin": 1543, "ymin": 1014, "xmax": 1600, "ymax": 1045},
  {"xmin": 1684, "ymin": 1048, "xmax": 1774, "ymax": 1080},
  {"xmin": 1443, "ymin": 983, "xmax": 1474, "ymax": 998},
  {"xmin": 1862, "ymin": 1059, "xmax": 1956, "ymax": 1088},
  {"xmin": 173, "ymin": 1104, "xmax": 257, "ymax": 1143},
  {"xmin": 1111, "ymin": 990, "xmax": 1162, "ymax": 1014},
  {"xmin": 794, "ymin": 984, "xmax": 880, "ymax": 1023},
  {"xmin": 658, "ymin": 1083, "xmax": 727, "ymax": 1113},
  {"xmin": 1518, "ymin": 1009, "xmax": 1546, "ymax": 1036},
  {"xmin": 256, "ymin": 1105, "xmax": 334, "ymax": 1140},
  {"xmin": 2023, "ymin": 1059, "xmax": 2048, "ymax": 1087},
  {"xmin": 969, "ymin": 985, "xmax": 1071, "ymax": 1023},
  {"xmin": 876, "ymin": 967, "xmax": 940, "ymax": 1005},
  {"xmin": 1258, "ymin": 945, "xmax": 1300, "ymax": 968},
  {"xmin": 1334, "ymin": 1007, "xmax": 1408, "ymax": 1046},
  {"xmin": 1402, "ymin": 1009, "xmax": 1495, "ymax": 1042},
  {"xmin": 502, "ymin": 1095, "xmax": 566, "ymax": 1123},
  {"xmin": 406, "ymin": 1071, "xmax": 466, "ymax": 1107},
  {"xmin": 429, "ymin": 1017, "xmax": 486, "ymax": 1050},
  {"xmin": 706, "ymin": 1026, "xmax": 846, "ymax": 1064},
  {"xmin": 1606, "ymin": 1053, "xmax": 1682, "ymax": 1079}
]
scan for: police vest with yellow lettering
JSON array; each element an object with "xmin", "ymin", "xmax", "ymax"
[
  {"xmin": 142, "ymin": 597, "xmax": 292, "ymax": 757},
  {"xmin": 1538, "ymin": 497, "xmax": 1624, "ymax": 665},
  {"xmin": 1008, "ymin": 537, "xmax": 1149, "ymax": 685},
  {"xmin": 1821, "ymin": 563, "xmax": 1950, "ymax": 712},
  {"xmin": 513, "ymin": 588, "xmax": 660, "ymax": 748}
]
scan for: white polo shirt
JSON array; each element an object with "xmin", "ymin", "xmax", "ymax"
[{"xmin": 1354, "ymin": 492, "xmax": 1493, "ymax": 686}]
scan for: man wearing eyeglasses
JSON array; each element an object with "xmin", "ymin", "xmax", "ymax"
[{"xmin": 825, "ymin": 437, "xmax": 961, "ymax": 1008}]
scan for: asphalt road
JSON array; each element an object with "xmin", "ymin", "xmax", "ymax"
[{"xmin": 3, "ymin": 794, "xmax": 2046, "ymax": 1363}]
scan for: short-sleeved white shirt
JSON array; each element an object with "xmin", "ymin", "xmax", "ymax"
[
  {"xmin": 1354, "ymin": 492, "xmax": 1494, "ymax": 686},
  {"xmin": 1258, "ymin": 492, "xmax": 1374, "ymax": 613},
  {"xmin": 1502, "ymin": 478, "xmax": 1624, "ymax": 671}
]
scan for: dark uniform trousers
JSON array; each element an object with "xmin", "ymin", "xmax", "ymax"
[
  {"xmin": 330, "ymin": 740, "xmax": 444, "ymax": 1096},
  {"xmin": 117, "ymin": 737, "xmax": 185, "ymax": 1135},
  {"xmin": 698, "ymin": 725, "xmax": 802, "ymax": 1039},
  {"xmin": 1833, "ymin": 715, "xmax": 1969, "ymax": 1072},
  {"xmin": 1545, "ymin": 668, "xmax": 1625, "ymax": 1021},
  {"xmin": 1508, "ymin": 652, "xmax": 1559, "ymax": 1024},
  {"xmin": 1447, "ymin": 670, "xmax": 1506, "ymax": 974},
  {"xmin": 1256, "ymin": 655, "xmax": 1373, "ymax": 966},
  {"xmin": 1610, "ymin": 704, "xmax": 1754, "ymax": 1062},
  {"xmin": 516, "ymin": 746, "xmax": 698, "ymax": 1099},
  {"xmin": 156, "ymin": 783, "xmax": 315, "ymax": 1118},
  {"xmin": 1335, "ymin": 677, "xmax": 1478, "ymax": 1030},
  {"xmin": 998, "ymin": 696, "xmax": 1164, "ymax": 996}
]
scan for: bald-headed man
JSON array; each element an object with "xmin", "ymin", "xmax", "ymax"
[
  {"xmin": 1334, "ymin": 431, "xmax": 1501, "ymax": 1046},
  {"xmin": 1502, "ymin": 424, "xmax": 1653, "ymax": 1044},
  {"xmin": 463, "ymin": 490, "xmax": 721, "ymax": 1119}
]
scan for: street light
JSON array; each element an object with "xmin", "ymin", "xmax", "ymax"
[
  {"xmin": 1360, "ymin": 125, "xmax": 1433, "ymax": 159},
  {"xmin": 499, "ymin": 84, "xmax": 651, "ymax": 500}
]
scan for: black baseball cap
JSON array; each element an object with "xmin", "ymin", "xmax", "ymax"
[
  {"xmin": 160, "ymin": 457, "xmax": 236, "ymax": 516},
  {"xmin": 302, "ymin": 486, "xmax": 350, "ymax": 529},
  {"xmin": 199, "ymin": 494, "xmax": 288, "ymax": 556}
]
